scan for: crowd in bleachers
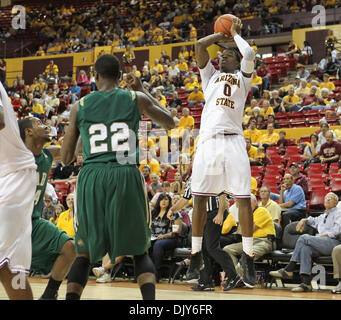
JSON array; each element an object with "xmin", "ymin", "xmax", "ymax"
[{"xmin": 0, "ymin": 0, "xmax": 340, "ymax": 57}]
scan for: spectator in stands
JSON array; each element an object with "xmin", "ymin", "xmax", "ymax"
[
  {"xmin": 155, "ymin": 89, "xmax": 167, "ymax": 108},
  {"xmin": 298, "ymin": 86, "xmax": 322, "ymax": 111},
  {"xmin": 45, "ymin": 60, "xmax": 59, "ymax": 75},
  {"xmin": 276, "ymin": 130, "xmax": 289, "ymax": 149},
  {"xmin": 150, "ymin": 181, "xmax": 174, "ymax": 210},
  {"xmin": 148, "ymin": 173, "xmax": 163, "ymax": 198},
  {"xmin": 179, "ymin": 107, "xmax": 194, "ymax": 132},
  {"xmin": 302, "ymin": 41, "xmax": 313, "ymax": 65},
  {"xmin": 317, "ymin": 121, "xmax": 337, "ymax": 148},
  {"xmin": 223, "ymin": 193, "xmax": 275, "ymax": 270},
  {"xmin": 331, "ymin": 244, "xmax": 341, "ymax": 294},
  {"xmin": 270, "ymin": 90, "xmax": 282, "ymax": 113},
  {"xmin": 139, "ymin": 151, "xmax": 161, "ymax": 176},
  {"xmin": 270, "ymin": 192, "xmax": 341, "ymax": 292},
  {"xmin": 296, "ymin": 65, "xmax": 310, "ymax": 81},
  {"xmin": 45, "ymin": 90, "xmax": 60, "ymax": 118},
  {"xmin": 56, "ymin": 193, "xmax": 75, "ymax": 238},
  {"xmin": 32, "ymin": 98, "xmax": 45, "ymax": 119},
  {"xmin": 256, "ymin": 62, "xmax": 271, "ymax": 91},
  {"xmin": 68, "ymin": 80, "xmax": 81, "ymax": 104},
  {"xmin": 258, "ymin": 185, "xmax": 281, "ymax": 223},
  {"xmin": 260, "ymin": 100, "xmax": 274, "ymax": 119},
  {"xmin": 325, "ymin": 56, "xmax": 339, "ymax": 76},
  {"xmin": 174, "ymin": 72, "xmax": 185, "ymax": 89},
  {"xmin": 251, "ymin": 71, "xmax": 263, "ymax": 98},
  {"xmin": 244, "ymin": 118, "xmax": 262, "ymax": 145},
  {"xmin": 168, "ymin": 61, "xmax": 181, "ymax": 80},
  {"xmin": 77, "ymin": 70, "xmax": 90, "ymax": 86},
  {"xmin": 288, "ymin": 163, "xmax": 309, "ymax": 197},
  {"xmin": 35, "ymin": 46, "xmax": 45, "ymax": 57},
  {"xmin": 286, "ymin": 40, "xmax": 304, "ymax": 63},
  {"xmin": 280, "ymin": 87, "xmax": 302, "ymax": 112},
  {"xmin": 266, "ymin": 114, "xmax": 279, "ymax": 129},
  {"xmin": 258, "ymin": 123, "xmax": 279, "ymax": 149},
  {"xmin": 163, "ymin": 79, "xmax": 176, "ymax": 97},
  {"xmin": 168, "ymin": 91, "xmax": 182, "ymax": 110},
  {"xmin": 295, "ymin": 79, "xmax": 311, "ymax": 98},
  {"xmin": 310, "ymin": 63, "xmax": 324, "ymax": 80},
  {"xmin": 246, "ymin": 137, "xmax": 261, "ymax": 166},
  {"xmin": 320, "ymin": 74, "xmax": 336, "ymax": 92},
  {"xmin": 319, "ymin": 131, "xmax": 341, "ymax": 165},
  {"xmin": 278, "ymin": 77, "xmax": 293, "ymax": 98},
  {"xmin": 50, "ymin": 204, "xmax": 65, "ymax": 226},
  {"xmin": 278, "ymin": 173, "xmax": 306, "ymax": 229},
  {"xmin": 303, "ymin": 133, "xmax": 321, "ymax": 169},
  {"xmin": 42, "ymin": 195, "xmax": 55, "ymax": 221},
  {"xmin": 256, "ymin": 114, "xmax": 266, "ymax": 130},
  {"xmin": 150, "ymin": 193, "xmax": 183, "ymax": 282},
  {"xmin": 162, "ymin": 141, "xmax": 182, "ymax": 166},
  {"xmin": 170, "ymin": 172, "xmax": 186, "ymax": 195},
  {"xmin": 187, "ymin": 86, "xmax": 205, "ymax": 106},
  {"xmin": 141, "ymin": 165, "xmax": 151, "ymax": 185}
]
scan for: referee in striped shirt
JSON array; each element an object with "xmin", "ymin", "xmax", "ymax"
[{"xmin": 168, "ymin": 177, "xmax": 243, "ymax": 291}]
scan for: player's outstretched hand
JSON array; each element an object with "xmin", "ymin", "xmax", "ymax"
[
  {"xmin": 230, "ymin": 17, "xmax": 242, "ymax": 38},
  {"xmin": 126, "ymin": 73, "xmax": 144, "ymax": 92}
]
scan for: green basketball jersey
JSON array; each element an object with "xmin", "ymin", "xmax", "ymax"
[
  {"xmin": 77, "ymin": 89, "xmax": 140, "ymax": 166},
  {"xmin": 32, "ymin": 148, "xmax": 53, "ymax": 219}
]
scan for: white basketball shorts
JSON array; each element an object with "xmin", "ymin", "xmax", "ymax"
[
  {"xmin": 0, "ymin": 168, "xmax": 37, "ymax": 273},
  {"xmin": 191, "ymin": 134, "xmax": 251, "ymax": 198}
]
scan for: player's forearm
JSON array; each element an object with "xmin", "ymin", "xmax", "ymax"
[
  {"xmin": 196, "ymin": 33, "xmax": 226, "ymax": 49},
  {"xmin": 233, "ymin": 34, "xmax": 255, "ymax": 73},
  {"xmin": 171, "ymin": 198, "xmax": 189, "ymax": 212}
]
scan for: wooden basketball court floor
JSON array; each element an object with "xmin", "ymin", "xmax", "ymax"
[{"xmin": 1, "ymin": 276, "xmax": 341, "ymax": 300}]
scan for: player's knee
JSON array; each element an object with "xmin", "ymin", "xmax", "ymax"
[
  {"xmin": 134, "ymin": 253, "xmax": 156, "ymax": 278},
  {"xmin": 61, "ymin": 240, "xmax": 76, "ymax": 261}
]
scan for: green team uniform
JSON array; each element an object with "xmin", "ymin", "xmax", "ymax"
[
  {"xmin": 31, "ymin": 148, "xmax": 72, "ymax": 275},
  {"xmin": 75, "ymin": 88, "xmax": 151, "ymax": 264}
]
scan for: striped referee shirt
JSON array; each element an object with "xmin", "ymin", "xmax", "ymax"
[{"xmin": 183, "ymin": 177, "xmax": 220, "ymax": 213}]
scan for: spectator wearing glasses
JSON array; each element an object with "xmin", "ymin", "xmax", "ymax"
[{"xmin": 270, "ymin": 192, "xmax": 341, "ymax": 292}]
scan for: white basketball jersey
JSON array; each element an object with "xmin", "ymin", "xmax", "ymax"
[
  {"xmin": 0, "ymin": 83, "xmax": 36, "ymax": 177},
  {"xmin": 198, "ymin": 62, "xmax": 252, "ymax": 143}
]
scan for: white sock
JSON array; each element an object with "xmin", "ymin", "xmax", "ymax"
[
  {"xmin": 191, "ymin": 237, "xmax": 203, "ymax": 254},
  {"xmin": 242, "ymin": 237, "xmax": 254, "ymax": 256}
]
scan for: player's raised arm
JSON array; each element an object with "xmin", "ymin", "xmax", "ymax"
[
  {"xmin": 230, "ymin": 18, "xmax": 255, "ymax": 78},
  {"xmin": 61, "ymin": 102, "xmax": 80, "ymax": 165},
  {"xmin": 126, "ymin": 73, "xmax": 177, "ymax": 130},
  {"xmin": 195, "ymin": 32, "xmax": 230, "ymax": 69}
]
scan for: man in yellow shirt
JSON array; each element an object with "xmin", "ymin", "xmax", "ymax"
[
  {"xmin": 184, "ymin": 73, "xmax": 199, "ymax": 91},
  {"xmin": 179, "ymin": 107, "xmax": 195, "ymax": 131},
  {"xmin": 258, "ymin": 185, "xmax": 281, "ymax": 223},
  {"xmin": 295, "ymin": 79, "xmax": 311, "ymax": 98},
  {"xmin": 56, "ymin": 193, "xmax": 75, "ymax": 238},
  {"xmin": 45, "ymin": 60, "xmax": 59, "ymax": 74},
  {"xmin": 246, "ymin": 137, "xmax": 260, "ymax": 165},
  {"xmin": 319, "ymin": 73, "xmax": 336, "ymax": 91},
  {"xmin": 251, "ymin": 71, "xmax": 262, "ymax": 98},
  {"xmin": 139, "ymin": 151, "xmax": 161, "ymax": 176},
  {"xmin": 36, "ymin": 46, "xmax": 45, "ymax": 56},
  {"xmin": 223, "ymin": 193, "xmax": 275, "ymax": 267},
  {"xmin": 279, "ymin": 77, "xmax": 294, "ymax": 97},
  {"xmin": 258, "ymin": 123, "xmax": 279, "ymax": 147},
  {"xmin": 260, "ymin": 100, "xmax": 274, "ymax": 119},
  {"xmin": 280, "ymin": 87, "xmax": 302, "ymax": 112},
  {"xmin": 189, "ymin": 23, "xmax": 197, "ymax": 41},
  {"xmin": 244, "ymin": 119, "xmax": 262, "ymax": 144},
  {"xmin": 150, "ymin": 58, "xmax": 164, "ymax": 74},
  {"xmin": 188, "ymin": 86, "xmax": 205, "ymax": 106},
  {"xmin": 176, "ymin": 57, "xmax": 189, "ymax": 72},
  {"xmin": 32, "ymin": 99, "xmax": 45, "ymax": 119},
  {"xmin": 155, "ymin": 89, "xmax": 167, "ymax": 108}
]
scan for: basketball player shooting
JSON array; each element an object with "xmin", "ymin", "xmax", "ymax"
[{"xmin": 188, "ymin": 17, "xmax": 256, "ymax": 287}]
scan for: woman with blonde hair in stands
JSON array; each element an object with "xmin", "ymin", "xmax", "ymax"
[
  {"xmin": 49, "ymin": 203, "xmax": 65, "ymax": 225},
  {"xmin": 170, "ymin": 171, "xmax": 186, "ymax": 195},
  {"xmin": 122, "ymin": 44, "xmax": 135, "ymax": 73}
]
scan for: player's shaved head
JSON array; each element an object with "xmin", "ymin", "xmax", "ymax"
[
  {"xmin": 18, "ymin": 117, "xmax": 33, "ymax": 141},
  {"xmin": 95, "ymin": 54, "xmax": 121, "ymax": 80}
]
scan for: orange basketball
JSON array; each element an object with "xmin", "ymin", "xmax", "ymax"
[{"xmin": 214, "ymin": 14, "xmax": 238, "ymax": 35}]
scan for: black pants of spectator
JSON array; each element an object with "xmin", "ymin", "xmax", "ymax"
[
  {"xmin": 150, "ymin": 238, "xmax": 179, "ymax": 279},
  {"xmin": 199, "ymin": 210, "xmax": 238, "ymax": 285},
  {"xmin": 281, "ymin": 209, "xmax": 306, "ymax": 230}
]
